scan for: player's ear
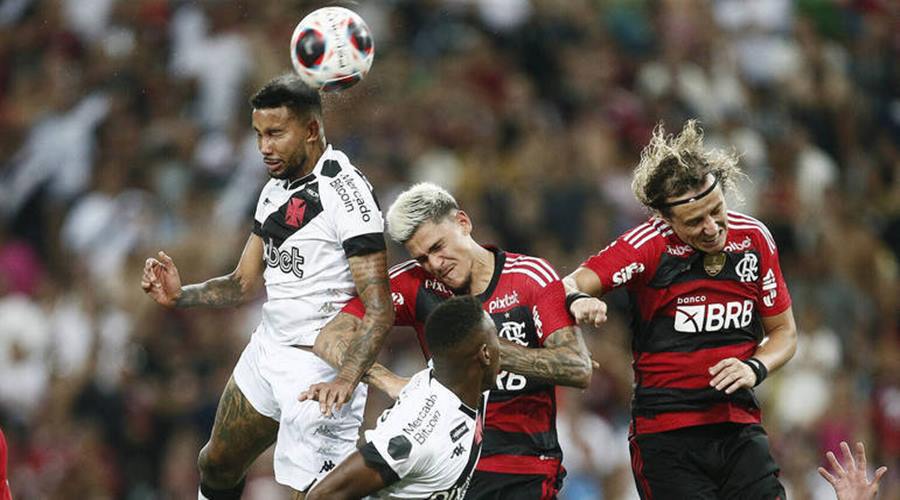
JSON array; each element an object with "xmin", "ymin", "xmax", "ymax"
[
  {"xmin": 456, "ymin": 210, "xmax": 473, "ymax": 235},
  {"xmin": 479, "ymin": 343, "xmax": 491, "ymax": 366},
  {"xmin": 305, "ymin": 116, "xmax": 322, "ymax": 143}
]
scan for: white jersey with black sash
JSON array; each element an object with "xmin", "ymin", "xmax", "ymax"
[
  {"xmin": 251, "ymin": 144, "xmax": 385, "ymax": 346},
  {"xmin": 361, "ymin": 368, "xmax": 487, "ymax": 499}
]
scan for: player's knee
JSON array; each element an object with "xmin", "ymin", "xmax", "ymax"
[{"xmin": 198, "ymin": 442, "xmax": 243, "ymax": 487}]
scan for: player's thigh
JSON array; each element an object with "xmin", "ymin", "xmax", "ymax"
[
  {"xmin": 717, "ymin": 425, "xmax": 785, "ymax": 500},
  {"xmin": 629, "ymin": 433, "xmax": 718, "ymax": 500},
  {"xmin": 465, "ymin": 471, "xmax": 559, "ymax": 500},
  {"xmin": 204, "ymin": 375, "xmax": 279, "ymax": 466},
  {"xmin": 268, "ymin": 345, "xmax": 367, "ymax": 491}
]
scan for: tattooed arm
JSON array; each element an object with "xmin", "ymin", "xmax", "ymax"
[
  {"xmin": 300, "ymin": 250, "xmax": 395, "ymax": 415},
  {"xmin": 499, "ymin": 326, "xmax": 593, "ymax": 388},
  {"xmin": 314, "ymin": 312, "xmax": 408, "ymax": 399},
  {"xmin": 141, "ymin": 234, "xmax": 264, "ymax": 308}
]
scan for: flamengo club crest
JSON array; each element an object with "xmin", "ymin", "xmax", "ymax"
[{"xmin": 735, "ymin": 253, "xmax": 759, "ymax": 282}]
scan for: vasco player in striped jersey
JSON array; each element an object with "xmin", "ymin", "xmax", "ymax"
[
  {"xmin": 305, "ymin": 183, "xmax": 594, "ymax": 499},
  {"xmin": 141, "ymin": 75, "xmax": 394, "ymax": 499},
  {"xmin": 563, "ymin": 121, "xmax": 797, "ymax": 499}
]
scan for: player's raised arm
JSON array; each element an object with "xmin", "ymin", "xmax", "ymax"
[
  {"xmin": 497, "ymin": 275, "xmax": 593, "ymax": 388},
  {"xmin": 562, "ymin": 268, "xmax": 608, "ymax": 328},
  {"xmin": 301, "ymin": 249, "xmax": 394, "ymax": 415},
  {"xmin": 313, "ymin": 311, "xmax": 409, "ymax": 399},
  {"xmin": 818, "ymin": 441, "xmax": 888, "ymax": 500},
  {"xmin": 497, "ymin": 325, "xmax": 592, "ymax": 388},
  {"xmin": 141, "ymin": 233, "xmax": 264, "ymax": 308}
]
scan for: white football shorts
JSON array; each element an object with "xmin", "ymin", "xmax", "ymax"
[{"xmin": 232, "ymin": 332, "xmax": 367, "ymax": 491}]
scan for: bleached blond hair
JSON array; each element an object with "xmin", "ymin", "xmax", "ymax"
[
  {"xmin": 631, "ymin": 120, "xmax": 744, "ymax": 215},
  {"xmin": 386, "ymin": 182, "xmax": 459, "ymax": 244}
]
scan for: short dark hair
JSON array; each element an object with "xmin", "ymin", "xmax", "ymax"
[
  {"xmin": 250, "ymin": 74, "xmax": 322, "ymax": 118},
  {"xmin": 425, "ymin": 296, "xmax": 486, "ymax": 356}
]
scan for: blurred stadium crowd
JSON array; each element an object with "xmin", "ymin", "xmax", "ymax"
[{"xmin": 0, "ymin": 0, "xmax": 896, "ymax": 498}]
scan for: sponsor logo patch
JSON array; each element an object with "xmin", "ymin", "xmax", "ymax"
[
  {"xmin": 674, "ymin": 300, "xmax": 754, "ymax": 333},
  {"xmin": 488, "ymin": 291, "xmax": 519, "ymax": 313},
  {"xmin": 612, "ymin": 262, "xmax": 645, "ymax": 286}
]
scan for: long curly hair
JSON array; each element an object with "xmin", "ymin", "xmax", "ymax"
[{"xmin": 631, "ymin": 120, "xmax": 745, "ymax": 216}]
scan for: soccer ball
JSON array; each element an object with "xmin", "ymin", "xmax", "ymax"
[{"xmin": 290, "ymin": 7, "xmax": 374, "ymax": 92}]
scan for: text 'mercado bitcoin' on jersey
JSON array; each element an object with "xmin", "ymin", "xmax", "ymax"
[
  {"xmin": 361, "ymin": 368, "xmax": 487, "ymax": 499},
  {"xmin": 344, "ymin": 249, "xmax": 574, "ymax": 476},
  {"xmin": 582, "ymin": 211, "xmax": 792, "ymax": 435},
  {"xmin": 251, "ymin": 145, "xmax": 385, "ymax": 346}
]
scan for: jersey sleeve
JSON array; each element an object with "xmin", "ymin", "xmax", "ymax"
[
  {"xmin": 530, "ymin": 267, "xmax": 575, "ymax": 346},
  {"xmin": 251, "ymin": 181, "xmax": 274, "ymax": 237},
  {"xmin": 362, "ymin": 397, "xmax": 431, "ymax": 482},
  {"xmin": 322, "ymin": 164, "xmax": 386, "ymax": 257},
  {"xmin": 341, "ymin": 264, "xmax": 418, "ymax": 326},
  {"xmin": 581, "ymin": 229, "xmax": 656, "ymax": 293},
  {"xmin": 754, "ymin": 227, "xmax": 792, "ymax": 316}
]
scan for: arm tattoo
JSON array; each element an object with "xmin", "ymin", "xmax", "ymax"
[
  {"xmin": 499, "ymin": 326, "xmax": 592, "ymax": 388},
  {"xmin": 335, "ymin": 251, "xmax": 394, "ymax": 386},
  {"xmin": 318, "ymin": 312, "xmax": 402, "ymax": 392},
  {"xmin": 176, "ymin": 274, "xmax": 245, "ymax": 308}
]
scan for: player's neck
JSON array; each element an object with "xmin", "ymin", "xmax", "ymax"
[
  {"xmin": 467, "ymin": 245, "xmax": 495, "ymax": 296},
  {"xmin": 289, "ymin": 142, "xmax": 325, "ymax": 181},
  {"xmin": 434, "ymin": 369, "xmax": 481, "ymax": 410}
]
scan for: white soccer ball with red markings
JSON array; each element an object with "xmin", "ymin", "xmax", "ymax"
[{"xmin": 290, "ymin": 7, "xmax": 374, "ymax": 92}]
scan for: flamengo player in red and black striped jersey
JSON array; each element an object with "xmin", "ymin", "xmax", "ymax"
[
  {"xmin": 564, "ymin": 121, "xmax": 797, "ymax": 500},
  {"xmin": 310, "ymin": 183, "xmax": 594, "ymax": 500}
]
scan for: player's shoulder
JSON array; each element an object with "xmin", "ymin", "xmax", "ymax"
[
  {"xmin": 726, "ymin": 210, "xmax": 777, "ymax": 254},
  {"xmin": 389, "ymin": 259, "xmax": 430, "ymax": 284},
  {"xmin": 501, "ymin": 251, "xmax": 561, "ymax": 289},
  {"xmin": 256, "ymin": 177, "xmax": 283, "ymax": 200},
  {"xmin": 253, "ymin": 178, "xmax": 287, "ymax": 217},
  {"xmin": 618, "ymin": 217, "xmax": 673, "ymax": 252},
  {"xmin": 315, "ymin": 145, "xmax": 369, "ymax": 185}
]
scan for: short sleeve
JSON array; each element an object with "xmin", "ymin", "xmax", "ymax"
[
  {"xmin": 322, "ymin": 165, "xmax": 386, "ymax": 256},
  {"xmin": 582, "ymin": 232, "xmax": 655, "ymax": 292},
  {"xmin": 363, "ymin": 405, "xmax": 428, "ymax": 481},
  {"xmin": 531, "ymin": 274, "xmax": 575, "ymax": 346},
  {"xmin": 755, "ymin": 231, "xmax": 792, "ymax": 317}
]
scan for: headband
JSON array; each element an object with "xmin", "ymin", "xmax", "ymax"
[{"xmin": 654, "ymin": 176, "xmax": 719, "ymax": 209}]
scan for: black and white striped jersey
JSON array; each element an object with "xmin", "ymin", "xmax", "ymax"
[{"xmin": 251, "ymin": 145, "xmax": 385, "ymax": 346}]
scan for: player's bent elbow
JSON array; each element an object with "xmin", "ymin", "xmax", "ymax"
[{"xmin": 574, "ymin": 362, "xmax": 593, "ymax": 389}]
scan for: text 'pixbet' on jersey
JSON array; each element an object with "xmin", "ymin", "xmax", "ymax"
[{"xmin": 265, "ymin": 237, "xmax": 305, "ymax": 278}]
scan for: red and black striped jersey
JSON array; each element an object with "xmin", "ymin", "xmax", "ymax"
[
  {"xmin": 343, "ymin": 248, "xmax": 574, "ymax": 475},
  {"xmin": 582, "ymin": 211, "xmax": 791, "ymax": 435}
]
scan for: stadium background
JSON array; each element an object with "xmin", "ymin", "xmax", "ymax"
[{"xmin": 0, "ymin": 0, "xmax": 896, "ymax": 498}]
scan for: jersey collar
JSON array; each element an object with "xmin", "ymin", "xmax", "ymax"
[{"xmin": 476, "ymin": 246, "xmax": 505, "ymax": 303}]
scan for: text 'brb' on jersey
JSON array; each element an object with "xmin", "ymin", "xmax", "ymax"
[
  {"xmin": 582, "ymin": 211, "xmax": 791, "ymax": 435},
  {"xmin": 362, "ymin": 369, "xmax": 487, "ymax": 499},
  {"xmin": 345, "ymin": 249, "xmax": 574, "ymax": 476},
  {"xmin": 252, "ymin": 145, "xmax": 385, "ymax": 346}
]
